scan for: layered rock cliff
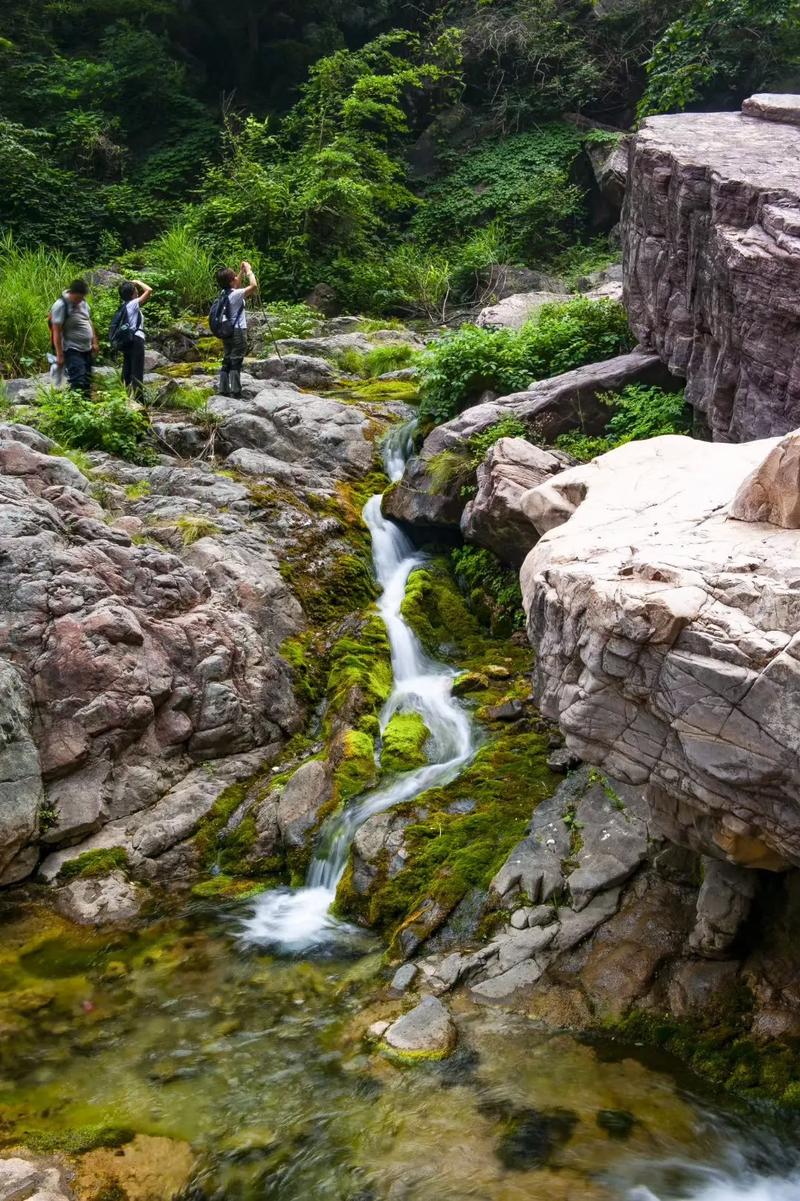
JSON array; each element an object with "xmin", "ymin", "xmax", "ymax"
[
  {"xmin": 624, "ymin": 101, "xmax": 800, "ymax": 442},
  {"xmin": 519, "ymin": 433, "xmax": 800, "ymax": 872}
]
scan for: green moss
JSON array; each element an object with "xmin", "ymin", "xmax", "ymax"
[
  {"xmin": 193, "ymin": 781, "xmax": 250, "ymax": 868},
  {"xmin": 58, "ymin": 847, "xmax": 130, "ymax": 881},
  {"xmin": 326, "ymin": 612, "xmax": 393, "ymax": 730},
  {"xmin": 19, "ymin": 1122, "xmax": 135, "ymax": 1156},
  {"xmin": 280, "ymin": 630, "xmax": 329, "ymax": 709},
  {"xmin": 381, "ymin": 712, "xmax": 430, "ymax": 773},
  {"xmin": 610, "ymin": 999, "xmax": 800, "ymax": 1107},
  {"xmin": 190, "ymin": 875, "xmax": 266, "ymax": 901},
  {"xmin": 400, "ymin": 560, "xmax": 481, "ymax": 660},
  {"xmin": 336, "ymin": 725, "xmax": 559, "ymax": 943},
  {"xmin": 174, "ymin": 514, "xmax": 220, "ymax": 546},
  {"xmin": 334, "ymin": 728, "xmax": 378, "ymax": 804},
  {"xmin": 281, "ymin": 551, "xmax": 378, "ymax": 626},
  {"xmin": 328, "ymin": 379, "xmax": 419, "ymax": 405},
  {"xmin": 124, "ymin": 480, "xmax": 151, "ymax": 500}
]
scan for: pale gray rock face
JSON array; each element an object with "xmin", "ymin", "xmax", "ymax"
[
  {"xmin": 0, "ymin": 1156, "xmax": 72, "ymax": 1201},
  {"xmin": 383, "ymin": 352, "xmax": 672, "ymax": 531},
  {"xmin": 623, "ymin": 105, "xmax": 800, "ymax": 440},
  {"xmin": 56, "ymin": 870, "xmax": 143, "ymax": 925},
  {"xmin": 247, "ymin": 354, "xmax": 337, "ymax": 390},
  {"xmin": 688, "ymin": 857, "xmax": 757, "ymax": 958},
  {"xmin": 520, "ymin": 433, "xmax": 800, "ymax": 870},
  {"xmin": 742, "ymin": 93, "xmax": 800, "ymax": 126},
  {"xmin": 383, "ymin": 996, "xmax": 456, "ymax": 1055},
  {"xmin": 460, "ymin": 437, "xmax": 573, "ymax": 565},
  {"xmin": 275, "ymin": 759, "xmax": 333, "ymax": 849},
  {"xmin": 210, "ymin": 390, "xmax": 373, "ymax": 481}
]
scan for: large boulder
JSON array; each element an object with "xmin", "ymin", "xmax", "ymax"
[
  {"xmin": 623, "ymin": 99, "xmax": 800, "ymax": 441},
  {"xmin": 520, "ymin": 433, "xmax": 800, "ymax": 870},
  {"xmin": 477, "ymin": 291, "xmax": 567, "ymax": 331},
  {"xmin": 0, "ymin": 430, "xmax": 305, "ymax": 880},
  {"xmin": 461, "ymin": 437, "xmax": 573, "ymax": 565},
  {"xmin": 211, "ymin": 389, "xmax": 374, "ymax": 482},
  {"xmin": 385, "ymin": 351, "xmax": 674, "ymax": 531}
]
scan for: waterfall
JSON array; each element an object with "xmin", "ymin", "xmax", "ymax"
[{"xmin": 240, "ymin": 420, "xmax": 474, "ymax": 952}]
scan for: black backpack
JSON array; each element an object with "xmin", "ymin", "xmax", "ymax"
[
  {"xmin": 109, "ymin": 302, "xmax": 141, "ymax": 352},
  {"xmin": 208, "ymin": 288, "xmax": 234, "ymax": 338}
]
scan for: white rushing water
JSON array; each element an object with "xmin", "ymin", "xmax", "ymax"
[{"xmin": 241, "ymin": 420, "xmax": 473, "ymax": 952}]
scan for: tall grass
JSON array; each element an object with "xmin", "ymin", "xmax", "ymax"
[
  {"xmin": 0, "ymin": 234, "xmax": 78, "ymax": 375},
  {"xmin": 147, "ymin": 225, "xmax": 214, "ymax": 313}
]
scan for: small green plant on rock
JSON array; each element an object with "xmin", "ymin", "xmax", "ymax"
[
  {"xmin": 58, "ymin": 847, "xmax": 130, "ymax": 881},
  {"xmin": 35, "ymin": 383, "xmax": 152, "ymax": 463},
  {"xmin": 555, "ymin": 384, "xmax": 691, "ymax": 462},
  {"xmin": 174, "ymin": 514, "xmax": 220, "ymax": 546}
]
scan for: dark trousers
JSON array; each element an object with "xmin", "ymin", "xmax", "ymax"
[
  {"xmin": 64, "ymin": 348, "xmax": 93, "ymax": 397},
  {"xmin": 122, "ymin": 337, "xmax": 146, "ymax": 402},
  {"xmin": 219, "ymin": 329, "xmax": 247, "ymax": 398}
]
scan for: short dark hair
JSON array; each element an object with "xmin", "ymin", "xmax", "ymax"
[
  {"xmin": 67, "ymin": 279, "xmax": 89, "ymax": 296},
  {"xmin": 216, "ymin": 267, "xmax": 236, "ymax": 289},
  {"xmin": 119, "ymin": 281, "xmax": 136, "ymax": 302}
]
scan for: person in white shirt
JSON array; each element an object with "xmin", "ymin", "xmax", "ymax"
[
  {"xmin": 118, "ymin": 279, "xmax": 153, "ymax": 402},
  {"xmin": 215, "ymin": 261, "xmax": 257, "ymax": 398}
]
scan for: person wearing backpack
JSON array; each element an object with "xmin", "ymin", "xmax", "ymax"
[
  {"xmin": 50, "ymin": 279, "xmax": 99, "ymax": 397},
  {"xmin": 111, "ymin": 279, "xmax": 153, "ymax": 402},
  {"xmin": 210, "ymin": 261, "xmax": 257, "ymax": 398}
]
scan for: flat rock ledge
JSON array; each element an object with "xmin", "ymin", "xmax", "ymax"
[
  {"xmin": 382, "ymin": 996, "xmax": 456, "ymax": 1058},
  {"xmin": 520, "ymin": 433, "xmax": 800, "ymax": 870}
]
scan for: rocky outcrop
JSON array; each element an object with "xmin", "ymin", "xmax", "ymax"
[
  {"xmin": 460, "ymin": 438, "xmax": 573, "ymax": 565},
  {"xmin": 623, "ymin": 100, "xmax": 800, "ymax": 441},
  {"xmin": 730, "ymin": 430, "xmax": 800, "ymax": 526},
  {"xmin": 520, "ymin": 433, "xmax": 800, "ymax": 871},
  {"xmin": 476, "ymin": 291, "xmax": 567, "ymax": 331},
  {"xmin": 384, "ymin": 351, "xmax": 673, "ymax": 530}
]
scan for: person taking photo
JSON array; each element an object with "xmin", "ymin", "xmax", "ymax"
[
  {"xmin": 213, "ymin": 261, "xmax": 257, "ymax": 398},
  {"xmin": 116, "ymin": 279, "xmax": 153, "ymax": 402},
  {"xmin": 50, "ymin": 279, "xmax": 99, "ymax": 397}
]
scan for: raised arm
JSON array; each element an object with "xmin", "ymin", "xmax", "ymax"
[
  {"xmin": 134, "ymin": 280, "xmax": 153, "ymax": 305},
  {"xmin": 238, "ymin": 260, "xmax": 258, "ymax": 299}
]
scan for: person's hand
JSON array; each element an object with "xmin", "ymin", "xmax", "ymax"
[{"xmin": 242, "ymin": 260, "xmax": 252, "ymax": 274}]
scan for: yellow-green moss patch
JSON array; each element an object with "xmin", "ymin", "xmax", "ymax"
[{"xmin": 381, "ymin": 712, "xmax": 430, "ymax": 773}]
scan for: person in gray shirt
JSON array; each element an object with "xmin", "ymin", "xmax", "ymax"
[
  {"xmin": 50, "ymin": 278, "xmax": 99, "ymax": 397},
  {"xmin": 215, "ymin": 261, "xmax": 257, "ymax": 398}
]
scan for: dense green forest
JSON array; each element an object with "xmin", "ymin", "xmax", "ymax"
[{"xmin": 1, "ymin": 0, "xmax": 799, "ymax": 328}]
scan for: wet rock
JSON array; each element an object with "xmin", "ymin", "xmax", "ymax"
[
  {"xmin": 546, "ymin": 747, "xmax": 581, "ymax": 773},
  {"xmin": 461, "ymin": 438, "xmax": 572, "ymax": 566},
  {"xmin": 470, "ymin": 959, "xmax": 544, "ymax": 1002},
  {"xmin": 56, "ymin": 870, "xmax": 143, "ymax": 926},
  {"xmin": 383, "ymin": 996, "xmax": 456, "ymax": 1057},
  {"xmin": 381, "ymin": 454, "xmax": 465, "ymax": 530},
  {"xmin": 0, "ymin": 1156, "xmax": 72, "ymax": 1201},
  {"xmin": 688, "ymin": 858, "xmax": 757, "ymax": 958},
  {"xmin": 624, "ymin": 104, "xmax": 800, "ymax": 439},
  {"xmin": 667, "ymin": 958, "xmax": 740, "ymax": 1017},
  {"xmin": 566, "ymin": 781, "xmax": 649, "ymax": 910},
  {"xmin": 521, "ymin": 433, "xmax": 800, "ymax": 870},
  {"xmin": 389, "ymin": 963, "xmax": 418, "ymax": 995},
  {"xmin": 276, "ymin": 759, "xmax": 333, "ymax": 849},
  {"xmin": 490, "ymin": 791, "xmax": 571, "ymax": 903}
]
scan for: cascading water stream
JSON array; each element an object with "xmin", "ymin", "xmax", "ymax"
[{"xmin": 240, "ymin": 420, "xmax": 473, "ymax": 952}]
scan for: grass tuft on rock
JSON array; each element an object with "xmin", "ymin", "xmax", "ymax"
[{"xmin": 58, "ymin": 847, "xmax": 130, "ymax": 881}]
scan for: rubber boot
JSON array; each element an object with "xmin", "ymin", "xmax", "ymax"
[
  {"xmin": 229, "ymin": 368, "xmax": 242, "ymax": 400},
  {"xmin": 218, "ymin": 369, "xmax": 230, "ymax": 397}
]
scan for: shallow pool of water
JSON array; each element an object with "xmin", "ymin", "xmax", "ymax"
[{"xmin": 1, "ymin": 897, "xmax": 798, "ymax": 1201}]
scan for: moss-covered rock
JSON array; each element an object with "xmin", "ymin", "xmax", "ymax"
[
  {"xmin": 58, "ymin": 847, "xmax": 130, "ymax": 881},
  {"xmin": 333, "ymin": 728, "xmax": 378, "ymax": 804},
  {"xmin": 336, "ymin": 723, "xmax": 560, "ymax": 949},
  {"xmin": 401, "ymin": 559, "xmax": 481, "ymax": 660},
  {"xmin": 381, "ymin": 712, "xmax": 430, "ymax": 773}
]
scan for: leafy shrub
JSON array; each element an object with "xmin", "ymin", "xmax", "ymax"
[
  {"xmin": 412, "ymin": 127, "xmax": 586, "ymax": 261},
  {"xmin": 639, "ymin": 0, "xmax": 800, "ymax": 118},
  {"xmin": 0, "ymin": 235, "xmax": 78, "ymax": 375},
  {"xmin": 451, "ymin": 545, "xmax": 525, "ymax": 634},
  {"xmin": 35, "ymin": 382, "xmax": 151, "ymax": 462},
  {"xmin": 419, "ymin": 298, "xmax": 633, "ymax": 426},
  {"xmin": 556, "ymin": 384, "xmax": 691, "ymax": 460},
  {"xmin": 264, "ymin": 302, "xmax": 318, "ymax": 339}
]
